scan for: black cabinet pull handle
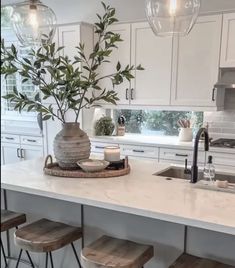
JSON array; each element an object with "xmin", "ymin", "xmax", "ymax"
[
  {"xmin": 17, "ymin": 148, "xmax": 21, "ymax": 158},
  {"xmin": 5, "ymin": 137, "xmax": 14, "ymax": 140},
  {"xmin": 175, "ymin": 153, "xmax": 188, "ymax": 157},
  {"xmin": 126, "ymin": 88, "xmax": 129, "ymax": 100},
  {"xmin": 133, "ymin": 149, "xmax": 145, "ymax": 153},
  {"xmin": 95, "ymin": 146, "xmax": 105, "ymax": 149},
  {"xmin": 131, "ymin": 88, "xmax": 134, "ymax": 100},
  {"xmin": 20, "ymin": 149, "xmax": 25, "ymax": 159},
  {"xmin": 212, "ymin": 87, "xmax": 216, "ymax": 101},
  {"xmin": 26, "ymin": 139, "xmax": 37, "ymax": 143}
]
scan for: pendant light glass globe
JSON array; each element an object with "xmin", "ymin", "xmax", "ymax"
[
  {"xmin": 145, "ymin": 0, "xmax": 201, "ymax": 37},
  {"xmin": 11, "ymin": 0, "xmax": 57, "ymax": 47}
]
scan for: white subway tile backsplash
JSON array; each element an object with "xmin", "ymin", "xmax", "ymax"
[{"xmin": 204, "ymin": 90, "xmax": 235, "ymax": 139}]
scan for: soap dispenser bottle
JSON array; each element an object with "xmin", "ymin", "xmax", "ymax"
[{"xmin": 203, "ymin": 155, "xmax": 215, "ymax": 182}]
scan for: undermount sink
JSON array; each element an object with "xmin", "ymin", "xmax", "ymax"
[{"xmin": 155, "ymin": 166, "xmax": 235, "ymax": 184}]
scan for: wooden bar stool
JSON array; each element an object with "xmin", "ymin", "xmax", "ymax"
[
  {"xmin": 1, "ymin": 209, "xmax": 28, "ymax": 267},
  {"xmin": 81, "ymin": 235, "xmax": 154, "ymax": 268},
  {"xmin": 14, "ymin": 218, "xmax": 83, "ymax": 268},
  {"xmin": 169, "ymin": 253, "xmax": 234, "ymax": 268}
]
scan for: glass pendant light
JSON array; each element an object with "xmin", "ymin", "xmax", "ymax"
[
  {"xmin": 145, "ymin": 0, "xmax": 201, "ymax": 37},
  {"xmin": 11, "ymin": 0, "xmax": 57, "ymax": 47}
]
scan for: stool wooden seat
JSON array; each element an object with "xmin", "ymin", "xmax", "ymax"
[
  {"xmin": 81, "ymin": 235, "xmax": 154, "ymax": 268},
  {"xmin": 1, "ymin": 209, "xmax": 26, "ymax": 232},
  {"xmin": 14, "ymin": 218, "xmax": 82, "ymax": 253},
  {"xmin": 169, "ymin": 253, "xmax": 234, "ymax": 268}
]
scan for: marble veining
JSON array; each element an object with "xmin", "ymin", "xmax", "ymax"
[{"xmin": 1, "ymin": 158, "xmax": 235, "ymax": 235}]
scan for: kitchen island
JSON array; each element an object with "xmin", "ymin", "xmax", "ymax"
[{"xmin": 1, "ymin": 158, "xmax": 235, "ymax": 267}]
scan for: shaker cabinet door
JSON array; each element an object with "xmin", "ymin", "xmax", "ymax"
[
  {"xmin": 96, "ymin": 24, "xmax": 131, "ymax": 105},
  {"xmin": 130, "ymin": 22, "xmax": 172, "ymax": 106},
  {"xmin": 171, "ymin": 15, "xmax": 223, "ymax": 108},
  {"xmin": 21, "ymin": 145, "xmax": 43, "ymax": 161},
  {"xmin": 1, "ymin": 143, "xmax": 21, "ymax": 165},
  {"xmin": 220, "ymin": 12, "xmax": 235, "ymax": 67}
]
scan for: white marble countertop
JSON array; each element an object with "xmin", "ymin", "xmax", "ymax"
[
  {"xmin": 2, "ymin": 158, "xmax": 235, "ymax": 235},
  {"xmin": 90, "ymin": 135, "xmax": 235, "ymax": 154}
]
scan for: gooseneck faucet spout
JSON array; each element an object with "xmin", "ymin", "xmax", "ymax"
[{"xmin": 191, "ymin": 128, "xmax": 209, "ymax": 183}]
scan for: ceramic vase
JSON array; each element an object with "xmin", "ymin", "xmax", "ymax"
[
  {"xmin": 178, "ymin": 128, "xmax": 193, "ymax": 142},
  {"xmin": 53, "ymin": 123, "xmax": 90, "ymax": 169}
]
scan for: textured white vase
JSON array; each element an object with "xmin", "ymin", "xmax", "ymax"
[{"xmin": 53, "ymin": 123, "xmax": 90, "ymax": 169}]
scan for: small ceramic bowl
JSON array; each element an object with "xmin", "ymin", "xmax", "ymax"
[{"xmin": 77, "ymin": 159, "xmax": 110, "ymax": 173}]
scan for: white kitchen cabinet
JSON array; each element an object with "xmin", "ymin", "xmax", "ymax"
[
  {"xmin": 96, "ymin": 24, "xmax": 131, "ymax": 105},
  {"xmin": 21, "ymin": 145, "xmax": 43, "ymax": 161},
  {"xmin": 1, "ymin": 143, "xmax": 21, "ymax": 165},
  {"xmin": 131, "ymin": 22, "xmax": 172, "ymax": 106},
  {"xmin": 171, "ymin": 15, "xmax": 224, "ymax": 109},
  {"xmin": 1, "ymin": 133, "xmax": 44, "ymax": 165},
  {"xmin": 205, "ymin": 151, "xmax": 235, "ymax": 168},
  {"xmin": 220, "ymin": 12, "xmax": 235, "ymax": 67},
  {"xmin": 121, "ymin": 144, "xmax": 158, "ymax": 159},
  {"xmin": 159, "ymin": 147, "xmax": 205, "ymax": 165}
]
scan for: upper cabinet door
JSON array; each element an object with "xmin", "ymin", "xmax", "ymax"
[
  {"xmin": 58, "ymin": 25, "xmax": 81, "ymax": 59},
  {"xmin": 130, "ymin": 22, "xmax": 172, "ymax": 106},
  {"xmin": 97, "ymin": 24, "xmax": 131, "ymax": 105},
  {"xmin": 171, "ymin": 15, "xmax": 223, "ymax": 108},
  {"xmin": 220, "ymin": 13, "xmax": 235, "ymax": 67}
]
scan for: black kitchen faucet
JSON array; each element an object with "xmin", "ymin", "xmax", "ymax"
[{"xmin": 191, "ymin": 128, "xmax": 210, "ymax": 183}]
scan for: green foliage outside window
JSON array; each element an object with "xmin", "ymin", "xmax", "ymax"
[{"xmin": 114, "ymin": 110, "xmax": 203, "ymax": 136}]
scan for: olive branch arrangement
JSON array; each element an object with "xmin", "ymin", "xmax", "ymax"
[{"xmin": 1, "ymin": 2, "xmax": 143, "ymax": 124}]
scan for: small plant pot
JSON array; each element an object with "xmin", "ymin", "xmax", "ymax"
[{"xmin": 178, "ymin": 128, "xmax": 193, "ymax": 142}]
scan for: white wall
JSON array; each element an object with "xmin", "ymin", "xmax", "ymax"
[{"xmin": 2, "ymin": 0, "xmax": 235, "ymax": 24}]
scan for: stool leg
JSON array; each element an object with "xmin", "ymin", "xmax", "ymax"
[
  {"xmin": 1, "ymin": 238, "xmax": 8, "ymax": 267},
  {"xmin": 49, "ymin": 252, "xmax": 54, "ymax": 268},
  {"xmin": 45, "ymin": 253, "xmax": 48, "ymax": 268},
  {"xmin": 15, "ymin": 249, "xmax": 23, "ymax": 268},
  {"xmin": 26, "ymin": 250, "xmax": 35, "ymax": 268},
  {"xmin": 71, "ymin": 243, "xmax": 82, "ymax": 268}
]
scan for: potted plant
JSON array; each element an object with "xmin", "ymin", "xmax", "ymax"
[{"xmin": 1, "ymin": 2, "xmax": 143, "ymax": 169}]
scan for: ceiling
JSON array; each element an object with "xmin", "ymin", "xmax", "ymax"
[{"xmin": 2, "ymin": 0, "xmax": 235, "ymax": 24}]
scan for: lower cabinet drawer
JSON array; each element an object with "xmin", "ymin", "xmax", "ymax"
[
  {"xmin": 1, "ymin": 134, "xmax": 20, "ymax": 143},
  {"xmin": 121, "ymin": 145, "xmax": 158, "ymax": 159},
  {"xmin": 20, "ymin": 136, "xmax": 43, "ymax": 146},
  {"xmin": 91, "ymin": 142, "xmax": 119, "ymax": 154},
  {"xmin": 207, "ymin": 152, "xmax": 235, "ymax": 167},
  {"xmin": 159, "ymin": 147, "xmax": 205, "ymax": 164}
]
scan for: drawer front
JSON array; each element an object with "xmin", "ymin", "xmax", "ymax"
[
  {"xmin": 20, "ymin": 136, "xmax": 43, "ymax": 146},
  {"xmin": 1, "ymin": 134, "xmax": 20, "ymax": 144},
  {"xmin": 121, "ymin": 145, "xmax": 158, "ymax": 158},
  {"xmin": 208, "ymin": 152, "xmax": 235, "ymax": 167},
  {"xmin": 91, "ymin": 142, "xmax": 119, "ymax": 154},
  {"xmin": 159, "ymin": 148, "xmax": 205, "ymax": 164}
]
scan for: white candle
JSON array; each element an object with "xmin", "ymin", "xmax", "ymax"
[{"xmin": 104, "ymin": 146, "xmax": 120, "ymax": 162}]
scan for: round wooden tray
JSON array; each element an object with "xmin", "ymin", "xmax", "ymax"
[{"xmin": 43, "ymin": 155, "xmax": 131, "ymax": 178}]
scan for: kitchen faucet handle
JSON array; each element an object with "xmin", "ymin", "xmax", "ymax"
[{"xmin": 184, "ymin": 159, "xmax": 191, "ymax": 175}]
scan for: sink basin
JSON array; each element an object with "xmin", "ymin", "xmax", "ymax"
[{"xmin": 155, "ymin": 166, "xmax": 235, "ymax": 184}]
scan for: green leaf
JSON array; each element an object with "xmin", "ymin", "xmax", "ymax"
[{"xmin": 116, "ymin": 61, "xmax": 121, "ymax": 71}]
